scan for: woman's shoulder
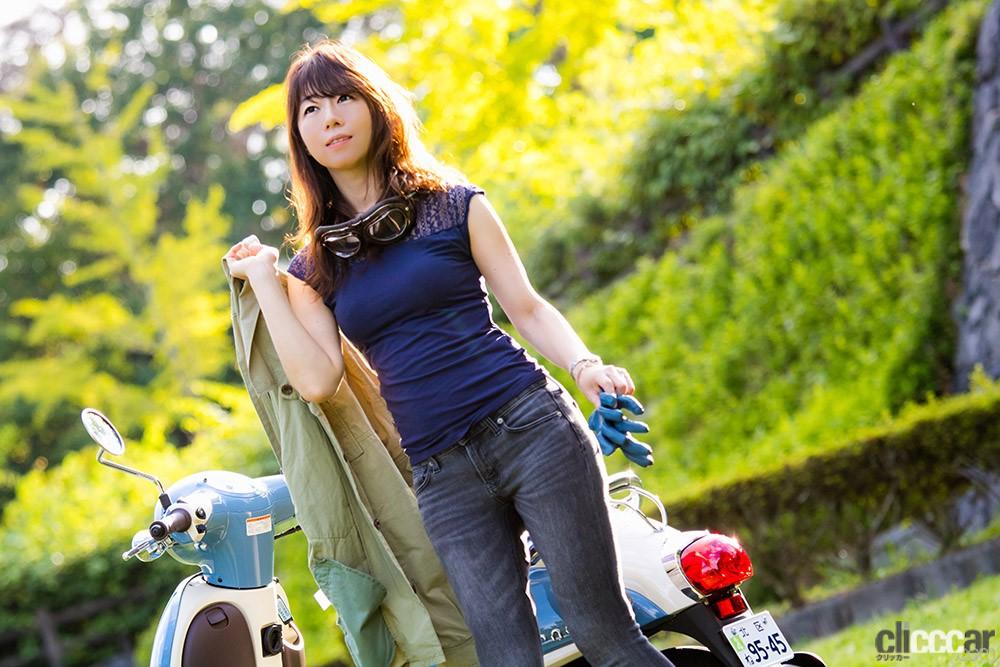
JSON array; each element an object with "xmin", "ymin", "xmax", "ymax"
[{"xmin": 412, "ymin": 182, "xmax": 486, "ymax": 238}]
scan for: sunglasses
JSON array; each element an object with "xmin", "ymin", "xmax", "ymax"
[{"xmin": 315, "ymin": 195, "xmax": 415, "ymax": 259}]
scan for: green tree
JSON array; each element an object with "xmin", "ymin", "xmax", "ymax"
[
  {"xmin": 0, "ymin": 0, "xmax": 326, "ymax": 501},
  {"xmin": 0, "ymin": 57, "xmax": 232, "ymax": 498}
]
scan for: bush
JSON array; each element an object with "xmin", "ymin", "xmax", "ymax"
[{"xmin": 531, "ymin": 0, "xmax": 949, "ymax": 299}]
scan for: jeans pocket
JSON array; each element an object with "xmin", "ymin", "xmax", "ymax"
[
  {"xmin": 412, "ymin": 461, "xmax": 435, "ymax": 495},
  {"xmin": 551, "ymin": 393, "xmax": 600, "ymax": 457},
  {"xmin": 499, "ymin": 389, "xmax": 562, "ymax": 433}
]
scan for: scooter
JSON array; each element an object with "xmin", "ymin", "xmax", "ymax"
[{"xmin": 81, "ymin": 408, "xmax": 825, "ymax": 667}]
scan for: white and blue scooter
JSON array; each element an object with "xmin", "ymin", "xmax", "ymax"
[{"xmin": 81, "ymin": 408, "xmax": 825, "ymax": 667}]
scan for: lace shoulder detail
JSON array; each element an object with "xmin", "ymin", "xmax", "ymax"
[
  {"xmin": 409, "ymin": 183, "xmax": 485, "ymax": 241},
  {"xmin": 287, "ymin": 248, "xmax": 313, "ymax": 281}
]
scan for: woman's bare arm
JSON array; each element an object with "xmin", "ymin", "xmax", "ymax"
[
  {"xmin": 227, "ymin": 237, "xmax": 344, "ymax": 402},
  {"xmin": 467, "ymin": 195, "xmax": 634, "ymax": 406}
]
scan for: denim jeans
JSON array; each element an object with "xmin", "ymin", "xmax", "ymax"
[{"xmin": 411, "ymin": 376, "xmax": 675, "ymax": 667}]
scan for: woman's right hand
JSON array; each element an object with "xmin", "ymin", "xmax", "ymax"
[{"xmin": 224, "ymin": 234, "xmax": 279, "ymax": 281}]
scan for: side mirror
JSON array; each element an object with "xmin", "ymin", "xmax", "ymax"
[
  {"xmin": 83, "ymin": 408, "xmax": 168, "ymax": 506},
  {"xmin": 81, "ymin": 408, "xmax": 125, "ymax": 456}
]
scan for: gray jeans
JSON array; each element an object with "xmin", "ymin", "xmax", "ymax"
[{"xmin": 411, "ymin": 377, "xmax": 675, "ymax": 667}]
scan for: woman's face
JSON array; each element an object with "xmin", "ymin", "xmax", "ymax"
[{"xmin": 297, "ymin": 92, "xmax": 373, "ymax": 175}]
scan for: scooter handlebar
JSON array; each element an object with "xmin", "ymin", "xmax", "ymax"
[{"xmin": 149, "ymin": 508, "xmax": 192, "ymax": 539}]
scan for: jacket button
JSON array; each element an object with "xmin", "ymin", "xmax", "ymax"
[{"xmin": 280, "ymin": 384, "xmax": 293, "ymax": 396}]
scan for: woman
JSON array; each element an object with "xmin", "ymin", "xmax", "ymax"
[{"xmin": 225, "ymin": 40, "xmax": 673, "ymax": 667}]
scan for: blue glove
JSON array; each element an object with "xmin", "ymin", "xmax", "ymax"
[{"xmin": 587, "ymin": 392, "xmax": 654, "ymax": 467}]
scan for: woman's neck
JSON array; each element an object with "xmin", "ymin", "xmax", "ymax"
[{"xmin": 329, "ymin": 166, "xmax": 384, "ymax": 215}]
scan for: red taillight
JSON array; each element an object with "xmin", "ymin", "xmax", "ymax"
[
  {"xmin": 710, "ymin": 590, "xmax": 749, "ymax": 620},
  {"xmin": 679, "ymin": 534, "xmax": 753, "ymax": 595}
]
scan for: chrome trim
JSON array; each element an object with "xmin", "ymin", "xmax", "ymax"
[
  {"xmin": 661, "ymin": 535, "xmax": 707, "ymax": 603},
  {"xmin": 608, "ymin": 492, "xmax": 666, "ymax": 532},
  {"xmin": 606, "ymin": 472, "xmax": 668, "ymax": 530},
  {"xmin": 607, "ymin": 470, "xmax": 642, "ymax": 495}
]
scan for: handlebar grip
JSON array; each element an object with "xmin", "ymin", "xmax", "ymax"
[{"xmin": 149, "ymin": 508, "xmax": 192, "ymax": 539}]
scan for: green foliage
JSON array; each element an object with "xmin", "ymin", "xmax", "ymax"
[
  {"xmin": 530, "ymin": 98, "xmax": 757, "ymax": 298},
  {"xmin": 546, "ymin": 0, "xmax": 984, "ymax": 503},
  {"xmin": 531, "ymin": 0, "xmax": 948, "ymax": 299},
  {"xmin": 736, "ymin": 0, "xmax": 929, "ymax": 140},
  {"xmin": 671, "ymin": 375, "xmax": 1000, "ymax": 606},
  {"xmin": 0, "ymin": 67, "xmax": 234, "ymax": 477},
  {"xmin": 0, "ymin": 0, "xmax": 328, "ymax": 482}
]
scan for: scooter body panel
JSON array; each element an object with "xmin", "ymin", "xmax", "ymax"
[
  {"xmin": 149, "ymin": 575, "xmax": 294, "ymax": 667},
  {"xmin": 150, "ymin": 576, "xmax": 194, "ymax": 667},
  {"xmin": 611, "ymin": 507, "xmax": 709, "ymax": 613},
  {"xmin": 535, "ymin": 578, "xmax": 673, "ymax": 666},
  {"xmin": 157, "ymin": 472, "xmax": 294, "ymax": 589}
]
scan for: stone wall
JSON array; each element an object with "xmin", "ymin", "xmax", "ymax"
[{"xmin": 953, "ymin": 0, "xmax": 1000, "ymax": 391}]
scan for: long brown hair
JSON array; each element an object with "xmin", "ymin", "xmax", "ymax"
[{"xmin": 282, "ymin": 39, "xmax": 463, "ymax": 300}]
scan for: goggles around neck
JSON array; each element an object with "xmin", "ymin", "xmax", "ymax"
[{"xmin": 316, "ymin": 193, "xmax": 415, "ymax": 259}]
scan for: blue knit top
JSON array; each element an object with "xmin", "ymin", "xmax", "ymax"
[{"xmin": 287, "ymin": 183, "xmax": 547, "ymax": 463}]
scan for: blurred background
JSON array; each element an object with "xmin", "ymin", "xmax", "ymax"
[{"xmin": 1, "ymin": 0, "xmax": 999, "ymax": 664}]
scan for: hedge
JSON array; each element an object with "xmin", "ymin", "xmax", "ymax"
[{"xmin": 669, "ymin": 373, "xmax": 1000, "ymax": 606}]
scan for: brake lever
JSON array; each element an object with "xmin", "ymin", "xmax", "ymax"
[
  {"xmin": 122, "ymin": 536, "xmax": 172, "ymax": 562},
  {"xmin": 122, "ymin": 538, "xmax": 158, "ymax": 561}
]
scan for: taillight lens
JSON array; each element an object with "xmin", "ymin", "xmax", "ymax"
[
  {"xmin": 680, "ymin": 534, "xmax": 753, "ymax": 595},
  {"xmin": 711, "ymin": 590, "xmax": 749, "ymax": 620}
]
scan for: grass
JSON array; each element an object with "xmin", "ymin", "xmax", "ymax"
[{"xmin": 797, "ymin": 573, "xmax": 1000, "ymax": 666}]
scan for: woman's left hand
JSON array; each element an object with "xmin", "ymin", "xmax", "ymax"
[
  {"xmin": 575, "ymin": 366, "xmax": 654, "ymax": 467},
  {"xmin": 575, "ymin": 363, "xmax": 635, "ymax": 408}
]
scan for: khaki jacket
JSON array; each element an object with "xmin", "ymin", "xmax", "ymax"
[{"xmin": 223, "ymin": 259, "xmax": 477, "ymax": 666}]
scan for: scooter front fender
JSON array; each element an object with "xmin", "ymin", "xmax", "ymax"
[
  {"xmin": 150, "ymin": 575, "xmax": 200, "ymax": 667},
  {"xmin": 148, "ymin": 575, "xmax": 296, "ymax": 667}
]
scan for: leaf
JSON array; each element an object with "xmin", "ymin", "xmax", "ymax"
[{"xmin": 227, "ymin": 83, "xmax": 286, "ymax": 132}]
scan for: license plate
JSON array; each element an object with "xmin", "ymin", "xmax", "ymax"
[{"xmin": 723, "ymin": 611, "xmax": 793, "ymax": 667}]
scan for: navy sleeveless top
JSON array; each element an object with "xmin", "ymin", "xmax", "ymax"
[{"xmin": 287, "ymin": 183, "xmax": 547, "ymax": 463}]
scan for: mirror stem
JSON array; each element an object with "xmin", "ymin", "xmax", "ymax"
[{"xmin": 96, "ymin": 449, "xmax": 169, "ymax": 504}]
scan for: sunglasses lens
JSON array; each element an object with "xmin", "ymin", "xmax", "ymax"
[
  {"xmin": 323, "ymin": 233, "xmax": 362, "ymax": 258},
  {"xmin": 367, "ymin": 208, "xmax": 409, "ymax": 241}
]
